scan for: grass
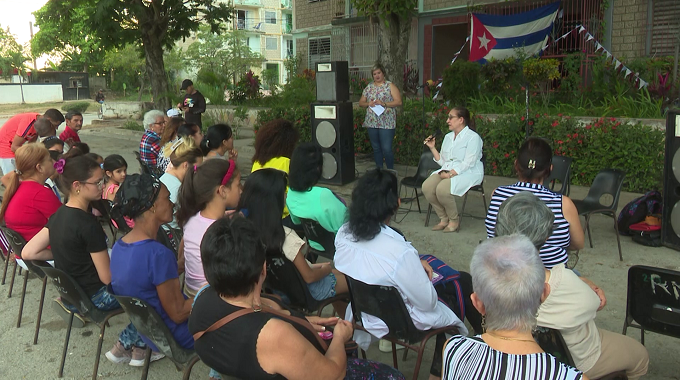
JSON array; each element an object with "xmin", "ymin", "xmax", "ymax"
[{"xmin": 121, "ymin": 120, "xmax": 144, "ymax": 131}]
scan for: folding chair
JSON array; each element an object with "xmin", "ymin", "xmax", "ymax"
[
  {"xmin": 622, "ymin": 265, "xmax": 680, "ymax": 345},
  {"xmin": 0, "ymin": 227, "xmax": 50, "ymax": 345},
  {"xmin": 533, "ymin": 327, "xmax": 627, "ymax": 379},
  {"xmin": 91, "ymin": 199, "xmax": 117, "ymax": 240},
  {"xmin": 133, "ymin": 151, "xmax": 163, "ymax": 178},
  {"xmin": 265, "ymin": 257, "xmax": 348, "ymax": 316},
  {"xmin": 399, "ymin": 150, "xmax": 440, "ymax": 215},
  {"xmin": 39, "ymin": 266, "xmax": 124, "ymax": 379},
  {"xmin": 425, "ymin": 183, "xmax": 487, "ymax": 230},
  {"xmin": 299, "ymin": 218, "xmax": 336, "ymax": 261},
  {"xmin": 572, "ymin": 169, "xmax": 626, "ymax": 261},
  {"xmin": 107, "ymin": 285, "xmax": 200, "ymax": 380},
  {"xmin": 546, "ymin": 155, "xmax": 572, "ymax": 196},
  {"xmin": 346, "ymin": 276, "xmax": 463, "ymax": 380}
]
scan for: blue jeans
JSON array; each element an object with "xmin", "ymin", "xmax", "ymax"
[
  {"xmin": 67, "ymin": 286, "xmax": 146, "ymax": 350},
  {"xmin": 367, "ymin": 128, "xmax": 395, "ymax": 169}
]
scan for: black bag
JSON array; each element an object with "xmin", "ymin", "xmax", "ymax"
[
  {"xmin": 617, "ymin": 191, "xmax": 662, "ymax": 236},
  {"xmin": 631, "ymin": 229, "xmax": 662, "ymax": 247}
]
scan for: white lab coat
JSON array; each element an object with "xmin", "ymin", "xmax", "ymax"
[{"xmin": 432, "ymin": 126, "xmax": 484, "ymax": 196}]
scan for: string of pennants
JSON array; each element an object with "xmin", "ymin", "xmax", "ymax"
[{"xmin": 432, "ymin": 23, "xmax": 649, "ymax": 100}]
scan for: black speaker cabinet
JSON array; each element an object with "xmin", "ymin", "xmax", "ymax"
[
  {"xmin": 311, "ymin": 102, "xmax": 355, "ymax": 185},
  {"xmin": 315, "ymin": 61, "xmax": 349, "ymax": 102},
  {"xmin": 662, "ymin": 109, "xmax": 680, "ymax": 251}
]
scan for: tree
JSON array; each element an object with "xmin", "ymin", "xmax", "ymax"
[
  {"xmin": 32, "ymin": 0, "xmax": 233, "ymax": 109},
  {"xmin": 351, "ymin": 0, "xmax": 416, "ymax": 93},
  {"xmin": 184, "ymin": 27, "xmax": 264, "ymax": 86},
  {"xmin": 103, "ymin": 44, "xmax": 147, "ymax": 100},
  {"xmin": 0, "ymin": 26, "xmax": 30, "ymax": 80}
]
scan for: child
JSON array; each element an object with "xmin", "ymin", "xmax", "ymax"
[
  {"xmin": 102, "ymin": 154, "xmax": 134, "ymax": 229},
  {"xmin": 87, "ymin": 153, "xmax": 104, "ymax": 167}
]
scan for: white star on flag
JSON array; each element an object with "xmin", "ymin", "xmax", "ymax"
[{"xmin": 478, "ymin": 33, "xmax": 491, "ymax": 50}]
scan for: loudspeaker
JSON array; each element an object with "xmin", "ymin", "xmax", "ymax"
[
  {"xmin": 315, "ymin": 61, "xmax": 349, "ymax": 102},
  {"xmin": 662, "ymin": 109, "xmax": 680, "ymax": 251},
  {"xmin": 311, "ymin": 102, "xmax": 355, "ymax": 185}
]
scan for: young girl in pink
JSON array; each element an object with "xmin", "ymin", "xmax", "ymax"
[{"xmin": 102, "ymin": 154, "xmax": 134, "ymax": 228}]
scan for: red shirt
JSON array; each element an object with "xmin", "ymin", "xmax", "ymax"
[
  {"xmin": 59, "ymin": 126, "xmax": 81, "ymax": 144},
  {"xmin": 0, "ymin": 113, "xmax": 40, "ymax": 158},
  {"xmin": 4, "ymin": 181, "xmax": 62, "ymax": 243}
]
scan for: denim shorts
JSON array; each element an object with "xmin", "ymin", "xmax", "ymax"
[{"xmin": 307, "ymin": 273, "xmax": 337, "ymax": 301}]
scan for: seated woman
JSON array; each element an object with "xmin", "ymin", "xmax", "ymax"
[
  {"xmin": 22, "ymin": 155, "xmax": 160, "ymax": 366},
  {"xmin": 334, "ymin": 168, "xmax": 479, "ymax": 380},
  {"xmin": 188, "ymin": 215, "xmax": 405, "ymax": 380},
  {"xmin": 109, "ymin": 173, "xmax": 194, "ymax": 354},
  {"xmin": 494, "ymin": 192, "xmax": 649, "ymax": 379},
  {"xmin": 201, "ymin": 124, "xmax": 237, "ymax": 161},
  {"xmin": 422, "ymin": 107, "xmax": 483, "ymax": 232},
  {"xmin": 0, "ymin": 144, "xmax": 61, "ymax": 255},
  {"xmin": 286, "ymin": 143, "xmax": 347, "ymax": 252},
  {"xmin": 158, "ymin": 137, "xmax": 203, "ymax": 230},
  {"xmin": 239, "ymin": 169, "xmax": 348, "ymax": 311},
  {"xmin": 442, "ymin": 235, "xmax": 584, "ymax": 380},
  {"xmin": 177, "ymin": 123, "xmax": 203, "ymax": 147},
  {"xmin": 485, "ymin": 137, "xmax": 585, "ymax": 269},
  {"xmin": 176, "ymin": 159, "xmax": 241, "ymax": 298},
  {"xmin": 251, "ymin": 119, "xmax": 299, "ymax": 173},
  {"xmin": 156, "ymin": 116, "xmax": 185, "ymax": 172}
]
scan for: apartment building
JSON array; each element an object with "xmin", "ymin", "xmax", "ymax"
[{"xmin": 293, "ymin": 0, "xmax": 679, "ymax": 87}]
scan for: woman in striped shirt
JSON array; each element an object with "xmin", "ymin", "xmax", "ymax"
[
  {"xmin": 484, "ymin": 138, "xmax": 584, "ymax": 268},
  {"xmin": 442, "ymin": 235, "xmax": 585, "ymax": 380}
]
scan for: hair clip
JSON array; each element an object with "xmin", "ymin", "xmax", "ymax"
[
  {"xmin": 14, "ymin": 169, "xmax": 22, "ymax": 175},
  {"xmin": 527, "ymin": 159, "xmax": 536, "ymax": 169},
  {"xmin": 100, "ymin": 163, "xmax": 104, "ymax": 169},
  {"xmin": 193, "ymin": 164, "xmax": 198, "ymax": 173},
  {"xmin": 54, "ymin": 159, "xmax": 66, "ymax": 174}
]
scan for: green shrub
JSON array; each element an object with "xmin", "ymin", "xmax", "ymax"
[
  {"xmin": 62, "ymin": 101, "xmax": 91, "ymax": 114},
  {"xmin": 122, "ymin": 120, "xmax": 144, "ymax": 131},
  {"xmin": 440, "ymin": 61, "xmax": 480, "ymax": 105}
]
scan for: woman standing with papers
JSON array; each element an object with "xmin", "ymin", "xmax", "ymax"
[{"xmin": 359, "ymin": 63, "xmax": 402, "ymax": 169}]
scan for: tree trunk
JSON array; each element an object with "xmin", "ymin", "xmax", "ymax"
[
  {"xmin": 140, "ymin": 29, "xmax": 170, "ymax": 110},
  {"xmin": 137, "ymin": 66, "xmax": 146, "ymax": 102},
  {"xmin": 378, "ymin": 14, "xmax": 411, "ymax": 97}
]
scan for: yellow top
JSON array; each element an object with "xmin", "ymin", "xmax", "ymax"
[{"xmin": 251, "ymin": 156, "xmax": 291, "ymax": 218}]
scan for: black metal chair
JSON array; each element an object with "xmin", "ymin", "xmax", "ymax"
[
  {"xmin": 345, "ymin": 276, "xmax": 463, "ymax": 380},
  {"xmin": 39, "ymin": 265, "xmax": 124, "ymax": 379},
  {"xmin": 156, "ymin": 225, "xmax": 181, "ymax": 258},
  {"xmin": 107, "ymin": 284, "xmax": 200, "ymax": 380},
  {"xmin": 533, "ymin": 327, "xmax": 627, "ymax": 379},
  {"xmin": 546, "ymin": 155, "xmax": 573, "ymax": 196},
  {"xmin": 399, "ymin": 150, "xmax": 441, "ymax": 214},
  {"xmin": 91, "ymin": 199, "xmax": 117, "ymax": 240},
  {"xmin": 0, "ymin": 227, "xmax": 50, "ymax": 344},
  {"xmin": 622, "ymin": 265, "xmax": 680, "ymax": 345},
  {"xmin": 265, "ymin": 257, "xmax": 348, "ymax": 316},
  {"xmin": 133, "ymin": 150, "xmax": 163, "ymax": 178},
  {"xmin": 425, "ymin": 182, "xmax": 487, "ymax": 229},
  {"xmin": 572, "ymin": 169, "xmax": 626, "ymax": 261},
  {"xmin": 299, "ymin": 218, "xmax": 336, "ymax": 261},
  {"xmin": 0, "ymin": 225, "xmax": 12, "ymax": 286}
]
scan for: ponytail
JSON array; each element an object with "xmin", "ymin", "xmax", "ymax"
[
  {"xmin": 0, "ymin": 143, "xmax": 51, "ymax": 221},
  {"xmin": 0, "ymin": 172, "xmax": 21, "ymax": 222}
]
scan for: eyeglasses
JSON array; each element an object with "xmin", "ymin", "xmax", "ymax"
[
  {"xmin": 81, "ymin": 178, "xmax": 105, "ymax": 189},
  {"xmin": 153, "ymin": 121, "xmax": 166, "ymax": 126},
  {"xmin": 447, "ymin": 114, "xmax": 461, "ymax": 120}
]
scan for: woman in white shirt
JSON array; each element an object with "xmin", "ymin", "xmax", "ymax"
[
  {"xmin": 422, "ymin": 107, "xmax": 483, "ymax": 232},
  {"xmin": 334, "ymin": 169, "xmax": 476, "ymax": 380}
]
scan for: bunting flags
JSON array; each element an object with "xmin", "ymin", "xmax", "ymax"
[{"xmin": 433, "ymin": 37, "xmax": 470, "ymax": 100}]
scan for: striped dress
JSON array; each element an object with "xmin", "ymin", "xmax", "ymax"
[
  {"xmin": 442, "ymin": 335, "xmax": 584, "ymax": 380},
  {"xmin": 485, "ymin": 182, "xmax": 570, "ymax": 268}
]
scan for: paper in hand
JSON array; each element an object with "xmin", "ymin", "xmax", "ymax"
[{"xmin": 370, "ymin": 104, "xmax": 385, "ymax": 116}]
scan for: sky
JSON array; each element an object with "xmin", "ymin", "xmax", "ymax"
[{"xmin": 0, "ymin": 0, "xmax": 50, "ymax": 68}]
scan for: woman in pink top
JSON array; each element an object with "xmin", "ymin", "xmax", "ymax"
[
  {"xmin": 0, "ymin": 143, "xmax": 60, "ymax": 255},
  {"xmin": 175, "ymin": 158, "xmax": 241, "ymax": 298}
]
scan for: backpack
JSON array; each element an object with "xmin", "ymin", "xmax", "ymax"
[
  {"xmin": 629, "ymin": 221, "xmax": 662, "ymax": 247},
  {"xmin": 617, "ymin": 191, "xmax": 662, "ymax": 236}
]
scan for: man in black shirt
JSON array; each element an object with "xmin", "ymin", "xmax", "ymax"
[{"xmin": 178, "ymin": 79, "xmax": 206, "ymax": 128}]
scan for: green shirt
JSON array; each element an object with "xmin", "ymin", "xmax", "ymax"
[{"xmin": 286, "ymin": 186, "xmax": 347, "ymax": 251}]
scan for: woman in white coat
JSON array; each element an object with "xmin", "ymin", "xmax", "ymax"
[{"xmin": 422, "ymin": 107, "xmax": 483, "ymax": 232}]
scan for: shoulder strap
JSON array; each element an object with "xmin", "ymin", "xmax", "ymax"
[{"xmin": 192, "ymin": 308, "xmax": 255, "ymax": 341}]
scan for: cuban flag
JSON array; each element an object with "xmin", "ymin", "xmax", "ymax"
[{"xmin": 469, "ymin": 1, "xmax": 560, "ymax": 62}]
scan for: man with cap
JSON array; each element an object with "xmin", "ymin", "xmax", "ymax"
[{"xmin": 177, "ymin": 79, "xmax": 206, "ymax": 128}]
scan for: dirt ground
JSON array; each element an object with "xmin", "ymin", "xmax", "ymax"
[{"xmin": 0, "ymin": 118, "xmax": 678, "ymax": 379}]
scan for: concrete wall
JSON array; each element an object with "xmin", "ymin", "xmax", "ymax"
[
  {"xmin": 0, "ymin": 84, "xmax": 63, "ymax": 104},
  {"xmin": 102, "ymin": 102, "xmax": 146, "ymax": 120}
]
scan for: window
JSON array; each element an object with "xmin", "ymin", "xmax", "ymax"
[
  {"xmin": 286, "ymin": 40, "xmax": 294, "ymax": 57},
  {"xmin": 649, "ymin": 0, "xmax": 680, "ymax": 56},
  {"xmin": 308, "ymin": 37, "xmax": 331, "ymax": 69},
  {"xmin": 266, "ymin": 37, "xmax": 278, "ymax": 50},
  {"xmin": 265, "ymin": 11, "xmax": 277, "ymax": 24}
]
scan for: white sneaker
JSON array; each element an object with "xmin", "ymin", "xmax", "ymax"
[
  {"xmin": 105, "ymin": 341, "xmax": 132, "ymax": 364},
  {"xmin": 129, "ymin": 346, "xmax": 165, "ymax": 367},
  {"xmin": 378, "ymin": 339, "xmax": 405, "ymax": 353}
]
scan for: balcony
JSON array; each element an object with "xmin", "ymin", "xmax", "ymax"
[
  {"xmin": 282, "ymin": 22, "xmax": 293, "ymax": 34},
  {"xmin": 236, "ymin": 18, "xmax": 265, "ymax": 33},
  {"xmin": 330, "ymin": 0, "xmax": 358, "ymax": 20},
  {"xmin": 281, "ymin": 0, "xmax": 292, "ymax": 10},
  {"xmin": 233, "ymin": 0, "xmax": 262, "ymax": 7}
]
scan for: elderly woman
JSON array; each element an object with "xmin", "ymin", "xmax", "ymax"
[
  {"xmin": 442, "ymin": 235, "xmax": 585, "ymax": 379},
  {"xmin": 334, "ymin": 168, "xmax": 477, "ymax": 380},
  {"xmin": 108, "ymin": 174, "xmax": 193, "ymax": 360},
  {"xmin": 139, "ymin": 110, "xmax": 166, "ymax": 168},
  {"xmin": 188, "ymin": 215, "xmax": 405, "ymax": 380},
  {"xmin": 358, "ymin": 63, "xmax": 402, "ymax": 170},
  {"xmin": 494, "ymin": 192, "xmax": 649, "ymax": 379},
  {"xmin": 422, "ymin": 107, "xmax": 483, "ymax": 232},
  {"xmin": 485, "ymin": 137, "xmax": 585, "ymax": 269}
]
